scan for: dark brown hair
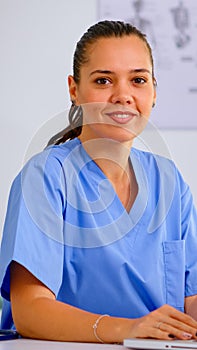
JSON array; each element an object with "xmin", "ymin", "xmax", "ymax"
[{"xmin": 47, "ymin": 20, "xmax": 155, "ymax": 146}]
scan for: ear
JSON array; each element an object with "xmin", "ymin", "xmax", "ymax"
[
  {"xmin": 152, "ymin": 80, "xmax": 157, "ymax": 108},
  {"xmin": 152, "ymin": 93, "xmax": 156, "ymax": 108},
  {"xmin": 68, "ymin": 75, "xmax": 79, "ymax": 104}
]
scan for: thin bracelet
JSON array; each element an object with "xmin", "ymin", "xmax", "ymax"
[{"xmin": 92, "ymin": 314, "xmax": 110, "ymax": 343}]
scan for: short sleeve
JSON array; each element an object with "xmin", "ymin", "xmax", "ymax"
[
  {"xmin": 0, "ymin": 148, "xmax": 66, "ymax": 300},
  {"xmin": 177, "ymin": 169, "xmax": 197, "ymax": 296}
]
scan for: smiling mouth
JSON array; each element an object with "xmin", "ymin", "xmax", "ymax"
[{"xmin": 105, "ymin": 111, "xmax": 139, "ymax": 124}]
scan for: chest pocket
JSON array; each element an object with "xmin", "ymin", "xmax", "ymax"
[{"xmin": 163, "ymin": 240, "xmax": 185, "ymax": 311}]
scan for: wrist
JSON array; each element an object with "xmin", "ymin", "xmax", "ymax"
[{"xmin": 92, "ymin": 314, "xmax": 135, "ymax": 344}]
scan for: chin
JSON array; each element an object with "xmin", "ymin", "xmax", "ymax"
[
  {"xmin": 95, "ymin": 129, "xmax": 136, "ymax": 145},
  {"xmin": 101, "ymin": 124, "xmax": 144, "ymax": 143}
]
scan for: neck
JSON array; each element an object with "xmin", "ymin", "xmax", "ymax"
[
  {"xmin": 78, "ymin": 136, "xmax": 132, "ymax": 181},
  {"xmin": 78, "ymin": 136, "xmax": 138, "ymax": 212}
]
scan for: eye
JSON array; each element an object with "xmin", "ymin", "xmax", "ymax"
[
  {"xmin": 132, "ymin": 77, "xmax": 146, "ymax": 84},
  {"xmin": 96, "ymin": 77, "xmax": 111, "ymax": 85}
]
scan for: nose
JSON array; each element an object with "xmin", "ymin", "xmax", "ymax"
[{"xmin": 110, "ymin": 83, "xmax": 135, "ymax": 105}]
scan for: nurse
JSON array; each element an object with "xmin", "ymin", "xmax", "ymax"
[{"xmin": 1, "ymin": 20, "xmax": 197, "ymax": 344}]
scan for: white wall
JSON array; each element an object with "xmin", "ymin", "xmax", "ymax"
[
  {"xmin": 0, "ymin": 0, "xmax": 97, "ymax": 235},
  {"xmin": 1, "ymin": 0, "xmax": 197, "ymax": 237}
]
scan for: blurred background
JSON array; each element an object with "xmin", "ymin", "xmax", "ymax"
[{"xmin": 1, "ymin": 0, "xmax": 197, "ymax": 239}]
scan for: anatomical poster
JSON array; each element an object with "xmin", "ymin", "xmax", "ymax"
[{"xmin": 97, "ymin": 0, "xmax": 197, "ymax": 129}]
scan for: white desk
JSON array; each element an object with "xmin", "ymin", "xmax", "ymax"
[{"xmin": 0, "ymin": 339, "xmax": 127, "ymax": 349}]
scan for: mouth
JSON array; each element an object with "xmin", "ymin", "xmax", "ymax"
[{"xmin": 105, "ymin": 110, "xmax": 139, "ymax": 124}]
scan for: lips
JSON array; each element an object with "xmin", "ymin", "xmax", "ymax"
[{"xmin": 105, "ymin": 110, "xmax": 139, "ymax": 124}]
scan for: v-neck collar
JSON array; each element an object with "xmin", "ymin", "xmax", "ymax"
[{"xmin": 76, "ymin": 137, "xmax": 148, "ymax": 224}]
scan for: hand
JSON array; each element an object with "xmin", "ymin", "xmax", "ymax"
[{"xmin": 129, "ymin": 304, "xmax": 197, "ymax": 340}]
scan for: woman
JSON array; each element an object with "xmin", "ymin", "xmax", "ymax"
[{"xmin": 0, "ymin": 20, "xmax": 197, "ymax": 343}]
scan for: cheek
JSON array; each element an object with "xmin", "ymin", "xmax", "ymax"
[
  {"xmin": 139, "ymin": 91, "xmax": 155, "ymax": 114},
  {"xmin": 82, "ymin": 102, "xmax": 106, "ymax": 125},
  {"xmin": 77, "ymin": 93, "xmax": 96, "ymax": 105},
  {"xmin": 77, "ymin": 86, "xmax": 110, "ymax": 104}
]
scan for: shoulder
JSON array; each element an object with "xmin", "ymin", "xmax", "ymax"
[
  {"xmin": 34, "ymin": 137, "xmax": 80, "ymax": 166},
  {"xmin": 131, "ymin": 147, "xmax": 187, "ymax": 192},
  {"xmin": 131, "ymin": 147, "xmax": 175, "ymax": 169},
  {"xmin": 11, "ymin": 138, "xmax": 80, "ymax": 194},
  {"xmin": 22, "ymin": 138, "xmax": 80, "ymax": 175}
]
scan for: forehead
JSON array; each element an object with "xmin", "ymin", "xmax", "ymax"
[{"xmin": 84, "ymin": 35, "xmax": 152, "ymax": 69}]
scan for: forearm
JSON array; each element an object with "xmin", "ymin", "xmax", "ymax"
[
  {"xmin": 12, "ymin": 296, "xmax": 133, "ymax": 343},
  {"xmin": 185, "ymin": 295, "xmax": 197, "ymax": 321},
  {"xmin": 10, "ymin": 261, "xmax": 134, "ymax": 342}
]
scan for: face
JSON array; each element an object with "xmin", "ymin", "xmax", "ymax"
[{"xmin": 68, "ymin": 35, "xmax": 156, "ymax": 145}]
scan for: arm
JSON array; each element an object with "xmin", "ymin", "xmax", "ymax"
[
  {"xmin": 10, "ymin": 261, "xmax": 132, "ymax": 342},
  {"xmin": 185, "ymin": 295, "xmax": 197, "ymax": 321},
  {"xmin": 10, "ymin": 261, "xmax": 197, "ymax": 343}
]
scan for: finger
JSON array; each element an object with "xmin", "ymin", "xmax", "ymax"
[
  {"xmin": 142, "ymin": 330, "xmax": 175, "ymax": 340},
  {"xmin": 173, "ymin": 312, "xmax": 197, "ymax": 327},
  {"xmin": 169, "ymin": 318, "xmax": 197, "ymax": 338},
  {"xmin": 131, "ymin": 323, "xmax": 176, "ymax": 340},
  {"xmin": 160, "ymin": 315, "xmax": 197, "ymax": 338},
  {"xmin": 157, "ymin": 305, "xmax": 197, "ymax": 335},
  {"xmin": 163, "ymin": 305, "xmax": 197, "ymax": 327},
  {"xmin": 157, "ymin": 321, "xmax": 196, "ymax": 340}
]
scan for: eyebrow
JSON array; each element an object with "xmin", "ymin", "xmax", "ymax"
[{"xmin": 89, "ymin": 68, "xmax": 152, "ymax": 77}]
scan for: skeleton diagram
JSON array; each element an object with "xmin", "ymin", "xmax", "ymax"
[
  {"xmin": 171, "ymin": 1, "xmax": 191, "ymax": 48},
  {"xmin": 127, "ymin": 0, "xmax": 157, "ymax": 49}
]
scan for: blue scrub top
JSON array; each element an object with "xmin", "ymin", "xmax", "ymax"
[{"xmin": 0, "ymin": 137, "xmax": 197, "ymax": 329}]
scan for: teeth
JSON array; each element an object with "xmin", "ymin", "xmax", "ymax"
[{"xmin": 114, "ymin": 114, "xmax": 131, "ymax": 119}]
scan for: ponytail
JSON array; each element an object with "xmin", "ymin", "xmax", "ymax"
[{"xmin": 47, "ymin": 103, "xmax": 83, "ymax": 147}]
